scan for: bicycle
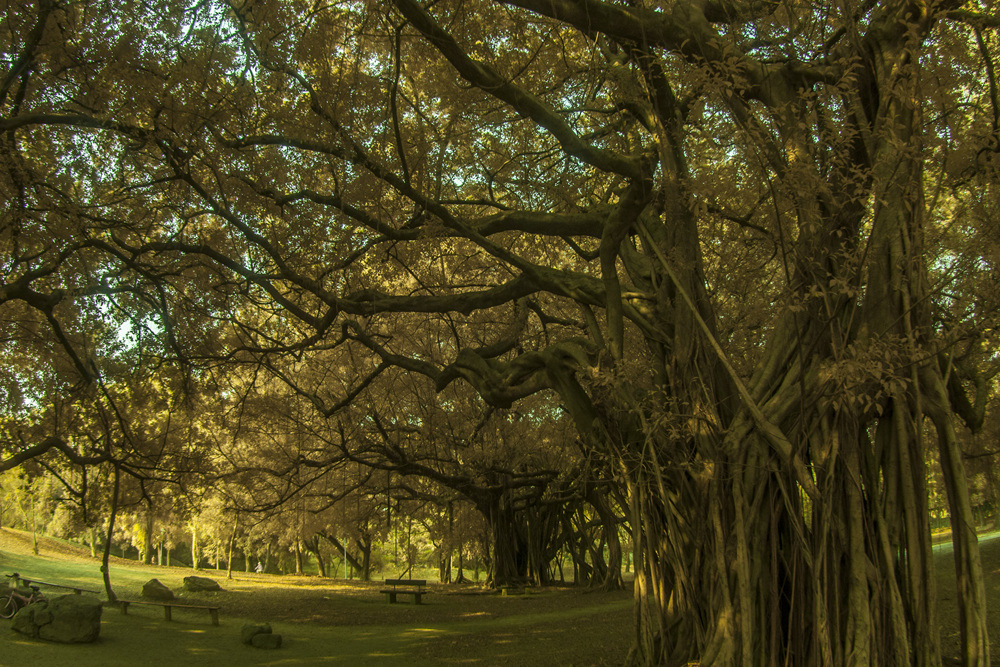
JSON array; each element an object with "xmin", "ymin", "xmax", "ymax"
[{"xmin": 2, "ymin": 575, "xmax": 45, "ymax": 619}]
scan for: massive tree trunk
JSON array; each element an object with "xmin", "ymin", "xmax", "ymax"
[
  {"xmin": 472, "ymin": 488, "xmax": 569, "ymax": 588},
  {"xmin": 480, "ymin": 493, "xmax": 527, "ymax": 587},
  {"xmin": 522, "ymin": 503, "xmax": 564, "ymax": 587},
  {"xmin": 544, "ymin": 7, "xmax": 988, "ymax": 663}
]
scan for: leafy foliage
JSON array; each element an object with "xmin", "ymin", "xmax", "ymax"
[{"xmin": 3, "ymin": 0, "xmax": 1000, "ymax": 664}]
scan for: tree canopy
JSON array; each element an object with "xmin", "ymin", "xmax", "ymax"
[{"xmin": 3, "ymin": 0, "xmax": 1000, "ymax": 664}]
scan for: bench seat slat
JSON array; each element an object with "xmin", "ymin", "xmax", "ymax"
[
  {"xmin": 117, "ymin": 599, "xmax": 220, "ymax": 625},
  {"xmin": 380, "ymin": 579, "xmax": 427, "ymax": 604},
  {"xmin": 383, "ymin": 579, "xmax": 426, "ymax": 587}
]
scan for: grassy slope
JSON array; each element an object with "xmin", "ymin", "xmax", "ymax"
[{"xmin": 0, "ymin": 528, "xmax": 632, "ymax": 666}]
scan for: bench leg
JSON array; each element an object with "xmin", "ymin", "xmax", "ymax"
[
  {"xmin": 386, "ymin": 592, "xmax": 397, "ymax": 603},
  {"xmin": 164, "ymin": 606, "xmax": 172, "ymax": 621},
  {"xmin": 414, "ymin": 593, "xmax": 422, "ymax": 604},
  {"xmin": 209, "ymin": 609, "xmax": 219, "ymax": 626}
]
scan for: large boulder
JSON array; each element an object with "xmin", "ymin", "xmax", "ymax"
[
  {"xmin": 241, "ymin": 621, "xmax": 282, "ymax": 649},
  {"xmin": 141, "ymin": 579, "xmax": 174, "ymax": 601},
  {"xmin": 183, "ymin": 576, "xmax": 222, "ymax": 592},
  {"xmin": 241, "ymin": 622, "xmax": 272, "ymax": 645},
  {"xmin": 11, "ymin": 595, "xmax": 102, "ymax": 643}
]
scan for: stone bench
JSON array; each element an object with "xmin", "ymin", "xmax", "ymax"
[
  {"xmin": 116, "ymin": 599, "xmax": 220, "ymax": 625},
  {"xmin": 379, "ymin": 579, "xmax": 427, "ymax": 604}
]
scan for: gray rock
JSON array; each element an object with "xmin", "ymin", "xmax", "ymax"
[
  {"xmin": 11, "ymin": 601, "xmax": 40, "ymax": 636},
  {"xmin": 12, "ymin": 595, "xmax": 102, "ymax": 643},
  {"xmin": 183, "ymin": 575, "xmax": 222, "ymax": 592},
  {"xmin": 251, "ymin": 632, "xmax": 282, "ymax": 649},
  {"xmin": 141, "ymin": 578, "xmax": 174, "ymax": 601},
  {"xmin": 241, "ymin": 622, "xmax": 272, "ymax": 645}
]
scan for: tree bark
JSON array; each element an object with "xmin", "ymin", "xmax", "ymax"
[
  {"xmin": 142, "ymin": 502, "xmax": 154, "ymax": 565},
  {"xmin": 190, "ymin": 523, "xmax": 199, "ymax": 570},
  {"xmin": 100, "ymin": 464, "xmax": 120, "ymax": 603}
]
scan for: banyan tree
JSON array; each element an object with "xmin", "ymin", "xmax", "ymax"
[{"xmin": 2, "ymin": 0, "xmax": 997, "ymax": 664}]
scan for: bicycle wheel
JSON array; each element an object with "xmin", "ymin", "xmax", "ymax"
[{"xmin": 1, "ymin": 593, "xmax": 20, "ymax": 619}]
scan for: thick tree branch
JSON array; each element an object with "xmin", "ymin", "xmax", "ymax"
[
  {"xmin": 391, "ymin": 0, "xmax": 647, "ymax": 179},
  {"xmin": 1, "ymin": 436, "xmax": 110, "ymax": 472}
]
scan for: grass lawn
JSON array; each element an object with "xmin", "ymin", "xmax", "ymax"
[
  {"xmin": 0, "ymin": 528, "xmax": 632, "ymax": 666},
  {"xmin": 4, "ymin": 526, "xmax": 1000, "ymax": 665}
]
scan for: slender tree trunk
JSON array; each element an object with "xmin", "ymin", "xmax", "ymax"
[
  {"xmin": 455, "ymin": 545, "xmax": 465, "ymax": 584},
  {"xmin": 29, "ymin": 494, "xmax": 37, "ymax": 555},
  {"xmin": 360, "ymin": 538, "xmax": 372, "ymax": 581},
  {"xmin": 226, "ymin": 514, "xmax": 239, "ymax": 580},
  {"xmin": 142, "ymin": 502, "xmax": 154, "ymax": 565},
  {"xmin": 100, "ymin": 465, "xmax": 120, "ymax": 603},
  {"xmin": 303, "ymin": 536, "xmax": 328, "ymax": 577},
  {"xmin": 88, "ymin": 526, "xmax": 98, "ymax": 558},
  {"xmin": 191, "ymin": 524, "xmax": 199, "ymax": 570}
]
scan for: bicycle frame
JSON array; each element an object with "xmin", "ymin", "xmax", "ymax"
[{"xmin": 1, "ymin": 586, "xmax": 44, "ymax": 619}]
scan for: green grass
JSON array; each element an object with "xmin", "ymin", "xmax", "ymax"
[
  {"xmin": 15, "ymin": 526, "xmax": 997, "ymax": 666},
  {"xmin": 0, "ymin": 530, "xmax": 632, "ymax": 666},
  {"xmin": 3, "ymin": 610, "xmax": 570, "ymax": 667},
  {"xmin": 7, "ymin": 530, "xmax": 1000, "ymax": 667}
]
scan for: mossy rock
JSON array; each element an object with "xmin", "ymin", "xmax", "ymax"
[{"xmin": 183, "ymin": 576, "xmax": 222, "ymax": 592}]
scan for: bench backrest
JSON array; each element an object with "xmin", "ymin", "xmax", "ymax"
[{"xmin": 384, "ymin": 579, "xmax": 426, "ymax": 587}]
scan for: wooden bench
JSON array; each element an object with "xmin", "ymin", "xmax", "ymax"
[
  {"xmin": 6, "ymin": 573, "xmax": 100, "ymax": 596},
  {"xmin": 380, "ymin": 579, "xmax": 427, "ymax": 604},
  {"xmin": 116, "ymin": 599, "xmax": 220, "ymax": 625}
]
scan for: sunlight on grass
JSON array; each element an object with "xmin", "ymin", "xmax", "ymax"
[
  {"xmin": 2, "ymin": 527, "xmax": 637, "ymax": 665},
  {"xmin": 8, "ymin": 638, "xmax": 37, "ymax": 646}
]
